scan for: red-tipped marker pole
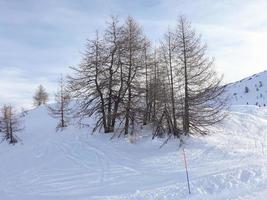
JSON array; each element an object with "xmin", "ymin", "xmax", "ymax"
[{"xmin": 183, "ymin": 148, "xmax": 191, "ymax": 195}]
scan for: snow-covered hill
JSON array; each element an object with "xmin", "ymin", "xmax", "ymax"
[
  {"xmin": 1, "ymin": 105, "xmax": 267, "ymax": 199},
  {"xmin": 225, "ymin": 70, "xmax": 267, "ymax": 106}
]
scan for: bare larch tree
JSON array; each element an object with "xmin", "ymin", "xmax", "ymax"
[
  {"xmin": 103, "ymin": 16, "xmax": 124, "ymax": 133},
  {"xmin": 0, "ymin": 105, "xmax": 23, "ymax": 144},
  {"xmin": 33, "ymin": 85, "xmax": 49, "ymax": 106},
  {"xmin": 157, "ymin": 30, "xmax": 182, "ymax": 137},
  {"xmin": 68, "ymin": 31, "xmax": 109, "ymax": 132},
  {"xmin": 121, "ymin": 16, "xmax": 145, "ymax": 135},
  {"xmin": 47, "ymin": 76, "xmax": 72, "ymax": 131},
  {"xmin": 141, "ymin": 38, "xmax": 153, "ymax": 126},
  {"xmin": 175, "ymin": 16, "xmax": 226, "ymax": 135}
]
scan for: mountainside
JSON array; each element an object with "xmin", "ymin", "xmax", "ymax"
[
  {"xmin": 225, "ymin": 70, "xmax": 267, "ymax": 106},
  {"xmin": 1, "ymin": 105, "xmax": 267, "ymax": 199}
]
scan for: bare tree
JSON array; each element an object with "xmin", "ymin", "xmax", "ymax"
[
  {"xmin": 158, "ymin": 30, "xmax": 182, "ymax": 137},
  {"xmin": 174, "ymin": 16, "xmax": 226, "ymax": 135},
  {"xmin": 33, "ymin": 85, "xmax": 49, "ymax": 106},
  {"xmin": 68, "ymin": 31, "xmax": 110, "ymax": 132},
  {"xmin": 121, "ymin": 16, "xmax": 146, "ymax": 135},
  {"xmin": 103, "ymin": 16, "xmax": 124, "ymax": 133},
  {"xmin": 141, "ymin": 38, "xmax": 154, "ymax": 126},
  {"xmin": 47, "ymin": 76, "xmax": 72, "ymax": 131},
  {"xmin": 150, "ymin": 49, "xmax": 174, "ymax": 138},
  {"xmin": 0, "ymin": 105, "xmax": 23, "ymax": 144}
]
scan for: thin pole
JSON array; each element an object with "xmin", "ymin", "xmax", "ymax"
[{"xmin": 182, "ymin": 148, "xmax": 191, "ymax": 195}]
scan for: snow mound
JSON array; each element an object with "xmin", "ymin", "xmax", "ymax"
[{"xmin": 1, "ymin": 105, "xmax": 267, "ymax": 199}]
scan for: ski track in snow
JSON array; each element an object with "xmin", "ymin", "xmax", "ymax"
[{"xmin": 1, "ymin": 106, "xmax": 267, "ymax": 199}]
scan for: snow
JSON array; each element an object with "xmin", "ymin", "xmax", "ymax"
[
  {"xmin": 1, "ymin": 105, "xmax": 267, "ymax": 199},
  {"xmin": 225, "ymin": 70, "xmax": 267, "ymax": 107}
]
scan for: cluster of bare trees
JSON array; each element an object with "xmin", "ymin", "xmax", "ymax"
[
  {"xmin": 69, "ymin": 16, "xmax": 146, "ymax": 136},
  {"xmin": 33, "ymin": 80, "xmax": 72, "ymax": 131},
  {"xmin": 153, "ymin": 17, "xmax": 226, "ymax": 137},
  {"xmin": 0, "ymin": 16, "xmax": 226, "ymax": 145},
  {"xmin": 0, "ymin": 85, "xmax": 48, "ymax": 144},
  {"xmin": 68, "ymin": 16, "xmax": 226, "ymax": 138},
  {"xmin": 0, "ymin": 105, "xmax": 23, "ymax": 144},
  {"xmin": 0, "ymin": 80, "xmax": 71, "ymax": 144}
]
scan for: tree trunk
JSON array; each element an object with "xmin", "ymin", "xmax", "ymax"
[
  {"xmin": 181, "ymin": 21, "xmax": 190, "ymax": 135},
  {"xmin": 168, "ymin": 32, "xmax": 178, "ymax": 136}
]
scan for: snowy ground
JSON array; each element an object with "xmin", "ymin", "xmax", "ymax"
[
  {"xmin": 1, "ymin": 105, "xmax": 267, "ymax": 199},
  {"xmin": 225, "ymin": 70, "xmax": 267, "ymax": 106}
]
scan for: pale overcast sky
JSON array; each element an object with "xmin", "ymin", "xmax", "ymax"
[{"xmin": 1, "ymin": 0, "xmax": 267, "ymax": 108}]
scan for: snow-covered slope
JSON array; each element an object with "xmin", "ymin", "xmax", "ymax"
[
  {"xmin": 1, "ymin": 105, "xmax": 267, "ymax": 199},
  {"xmin": 225, "ymin": 70, "xmax": 267, "ymax": 106}
]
